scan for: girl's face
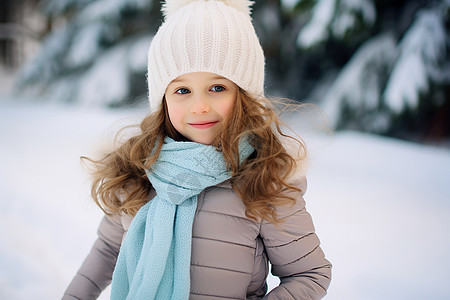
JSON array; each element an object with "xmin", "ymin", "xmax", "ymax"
[{"xmin": 165, "ymin": 72, "xmax": 237, "ymax": 145}]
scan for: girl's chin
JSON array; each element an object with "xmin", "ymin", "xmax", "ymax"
[
  {"xmin": 191, "ymin": 138, "xmax": 213, "ymax": 145},
  {"xmin": 187, "ymin": 134, "xmax": 215, "ymax": 145}
]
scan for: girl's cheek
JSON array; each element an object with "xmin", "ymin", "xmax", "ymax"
[
  {"xmin": 167, "ymin": 105, "xmax": 185, "ymax": 126},
  {"xmin": 220, "ymin": 99, "xmax": 235, "ymax": 118}
]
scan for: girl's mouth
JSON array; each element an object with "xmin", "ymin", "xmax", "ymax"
[{"xmin": 188, "ymin": 121, "xmax": 218, "ymax": 129}]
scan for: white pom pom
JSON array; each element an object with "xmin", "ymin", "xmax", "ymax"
[{"xmin": 162, "ymin": 0, "xmax": 254, "ymax": 19}]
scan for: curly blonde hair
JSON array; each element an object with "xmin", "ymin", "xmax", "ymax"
[{"xmin": 84, "ymin": 88, "xmax": 307, "ymax": 223}]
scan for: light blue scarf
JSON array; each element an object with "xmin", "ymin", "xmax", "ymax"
[{"xmin": 111, "ymin": 137, "xmax": 254, "ymax": 299}]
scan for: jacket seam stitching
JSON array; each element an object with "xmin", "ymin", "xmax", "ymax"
[
  {"xmin": 312, "ymin": 278, "xmax": 328, "ymax": 292},
  {"xmin": 191, "ymin": 263, "xmax": 251, "ymax": 275},
  {"xmin": 193, "ymin": 236, "xmax": 255, "ymax": 249},
  {"xmin": 274, "ymin": 245, "xmax": 320, "ymax": 267},
  {"xmin": 281, "ymin": 285, "xmax": 296, "ymax": 299},
  {"xmin": 261, "ymin": 207, "xmax": 303, "ymax": 224},
  {"xmin": 265, "ymin": 232, "xmax": 314, "ymax": 248},
  {"xmin": 200, "ymin": 209, "xmax": 256, "ymax": 224},
  {"xmin": 190, "ymin": 292, "xmax": 242, "ymax": 299},
  {"xmin": 306, "ymin": 266, "xmax": 332, "ymax": 291},
  {"xmin": 76, "ymin": 272, "xmax": 101, "ymax": 292},
  {"xmin": 63, "ymin": 294, "xmax": 81, "ymax": 300},
  {"xmin": 284, "ymin": 271, "xmax": 329, "ymax": 292},
  {"xmin": 278, "ymin": 207, "xmax": 304, "ymax": 220}
]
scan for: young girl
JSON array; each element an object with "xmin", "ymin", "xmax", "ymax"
[{"xmin": 63, "ymin": 0, "xmax": 331, "ymax": 299}]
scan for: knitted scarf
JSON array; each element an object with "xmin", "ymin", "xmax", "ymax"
[{"xmin": 110, "ymin": 137, "xmax": 254, "ymax": 299}]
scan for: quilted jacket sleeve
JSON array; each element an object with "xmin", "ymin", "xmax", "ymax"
[
  {"xmin": 62, "ymin": 213, "xmax": 125, "ymax": 300},
  {"xmin": 260, "ymin": 176, "xmax": 332, "ymax": 300}
]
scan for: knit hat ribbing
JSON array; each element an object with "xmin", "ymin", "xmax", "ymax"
[{"xmin": 147, "ymin": 0, "xmax": 265, "ymax": 112}]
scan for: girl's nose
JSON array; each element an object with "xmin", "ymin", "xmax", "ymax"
[{"xmin": 190, "ymin": 95, "xmax": 210, "ymax": 114}]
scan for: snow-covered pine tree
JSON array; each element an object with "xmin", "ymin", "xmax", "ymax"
[
  {"xmin": 16, "ymin": 0, "xmax": 450, "ymax": 142},
  {"xmin": 287, "ymin": 0, "xmax": 450, "ymax": 141},
  {"xmin": 16, "ymin": 0, "xmax": 160, "ymax": 106}
]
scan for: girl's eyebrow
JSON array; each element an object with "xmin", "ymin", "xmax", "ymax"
[
  {"xmin": 169, "ymin": 78, "xmax": 184, "ymax": 84},
  {"xmin": 210, "ymin": 77, "xmax": 231, "ymax": 83},
  {"xmin": 170, "ymin": 76, "xmax": 229, "ymax": 85}
]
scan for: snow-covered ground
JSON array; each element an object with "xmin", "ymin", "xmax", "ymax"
[{"xmin": 0, "ymin": 99, "xmax": 449, "ymax": 299}]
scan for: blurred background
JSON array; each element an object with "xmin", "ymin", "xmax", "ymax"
[
  {"xmin": 1, "ymin": 0, "xmax": 449, "ymax": 143},
  {"xmin": 1, "ymin": 0, "xmax": 449, "ymax": 299}
]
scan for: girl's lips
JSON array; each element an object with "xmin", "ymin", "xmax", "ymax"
[{"xmin": 188, "ymin": 121, "xmax": 218, "ymax": 129}]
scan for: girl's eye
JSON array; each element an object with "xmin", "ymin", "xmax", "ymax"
[
  {"xmin": 210, "ymin": 85, "xmax": 225, "ymax": 92},
  {"xmin": 175, "ymin": 88, "xmax": 190, "ymax": 95}
]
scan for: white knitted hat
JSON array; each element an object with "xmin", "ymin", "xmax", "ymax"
[{"xmin": 147, "ymin": 0, "xmax": 265, "ymax": 112}]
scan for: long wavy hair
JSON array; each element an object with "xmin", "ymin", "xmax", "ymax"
[{"xmin": 84, "ymin": 88, "xmax": 307, "ymax": 223}]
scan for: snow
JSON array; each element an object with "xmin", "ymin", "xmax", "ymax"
[
  {"xmin": 128, "ymin": 35, "xmax": 153, "ymax": 73},
  {"xmin": 75, "ymin": 34, "xmax": 152, "ymax": 106},
  {"xmin": 384, "ymin": 52, "xmax": 427, "ymax": 114},
  {"xmin": 320, "ymin": 33, "xmax": 397, "ymax": 130},
  {"xmin": 17, "ymin": 0, "xmax": 155, "ymax": 107},
  {"xmin": 0, "ymin": 67, "xmax": 15, "ymax": 95},
  {"xmin": 17, "ymin": 25, "xmax": 73, "ymax": 85},
  {"xmin": 332, "ymin": 0, "xmax": 375, "ymax": 38},
  {"xmin": 297, "ymin": 0, "xmax": 376, "ymax": 48},
  {"xmin": 1, "ymin": 99, "xmax": 450, "ymax": 299},
  {"xmin": 43, "ymin": 0, "xmax": 91, "ymax": 18},
  {"xmin": 77, "ymin": 0, "xmax": 152, "ymax": 23},
  {"xmin": 297, "ymin": 0, "xmax": 335, "ymax": 48},
  {"xmin": 76, "ymin": 43, "xmax": 130, "ymax": 106},
  {"xmin": 24, "ymin": 32, "xmax": 153, "ymax": 106},
  {"xmin": 65, "ymin": 22, "xmax": 105, "ymax": 68},
  {"xmin": 280, "ymin": 0, "xmax": 302, "ymax": 11},
  {"xmin": 384, "ymin": 8, "xmax": 447, "ymax": 113}
]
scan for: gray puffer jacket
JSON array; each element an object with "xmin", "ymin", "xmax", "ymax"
[{"xmin": 63, "ymin": 176, "xmax": 331, "ymax": 299}]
